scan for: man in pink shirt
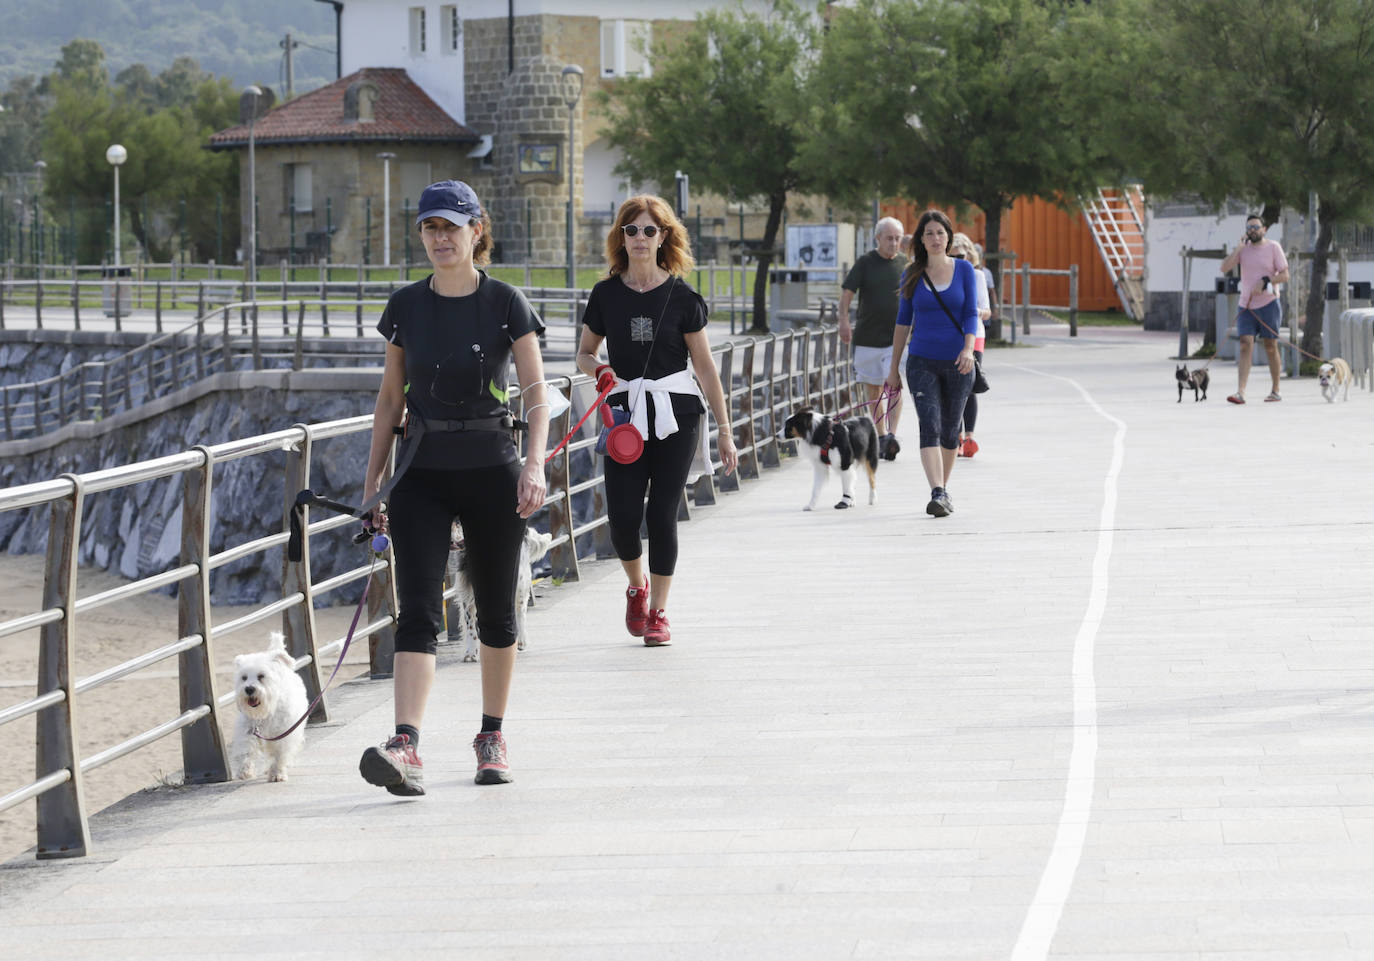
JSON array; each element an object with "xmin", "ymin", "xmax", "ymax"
[{"xmin": 1219, "ymin": 214, "xmax": 1290, "ymax": 403}]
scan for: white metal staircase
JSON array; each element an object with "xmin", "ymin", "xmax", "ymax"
[{"xmin": 1081, "ymin": 185, "xmax": 1146, "ymax": 320}]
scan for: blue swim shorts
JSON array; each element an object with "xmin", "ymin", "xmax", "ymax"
[{"xmin": 1236, "ymin": 300, "xmax": 1281, "ymax": 340}]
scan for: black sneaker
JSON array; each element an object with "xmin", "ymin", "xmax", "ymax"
[
  {"xmin": 881, "ymin": 433, "xmax": 900, "ymax": 461},
  {"xmin": 926, "ymin": 488, "xmax": 953, "ymax": 517},
  {"xmin": 360, "ymin": 733, "xmax": 425, "ymax": 796}
]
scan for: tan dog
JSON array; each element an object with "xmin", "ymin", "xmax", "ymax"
[{"xmin": 1318, "ymin": 358, "xmax": 1352, "ymax": 403}]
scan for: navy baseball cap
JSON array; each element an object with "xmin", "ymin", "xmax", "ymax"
[{"xmin": 415, "ymin": 180, "xmax": 483, "ymax": 226}]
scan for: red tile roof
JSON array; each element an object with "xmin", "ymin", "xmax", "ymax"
[{"xmin": 209, "ymin": 67, "xmax": 477, "ymax": 149}]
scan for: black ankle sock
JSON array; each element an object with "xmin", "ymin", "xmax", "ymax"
[
  {"xmin": 481, "ymin": 714, "xmax": 503, "ymax": 733},
  {"xmin": 395, "ymin": 723, "xmax": 420, "ymax": 747}
]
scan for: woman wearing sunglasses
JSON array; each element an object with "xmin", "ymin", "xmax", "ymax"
[
  {"xmin": 576, "ymin": 195, "xmax": 738, "ymax": 647},
  {"xmin": 357, "ymin": 180, "xmax": 549, "ymax": 795}
]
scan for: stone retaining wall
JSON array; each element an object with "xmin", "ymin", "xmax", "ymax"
[{"xmin": 0, "ymin": 370, "xmax": 381, "ymax": 606}]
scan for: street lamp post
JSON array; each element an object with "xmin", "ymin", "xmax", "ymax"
[
  {"xmin": 32, "ymin": 160, "xmax": 46, "ymax": 266},
  {"xmin": 105, "ymin": 145, "xmax": 127, "ymax": 267},
  {"xmin": 243, "ymin": 85, "xmax": 262, "ymax": 290},
  {"xmin": 377, "ymin": 152, "xmax": 396, "ymax": 267},
  {"xmin": 561, "ymin": 64, "xmax": 584, "ymax": 290}
]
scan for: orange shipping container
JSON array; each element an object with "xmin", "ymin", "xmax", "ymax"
[{"xmin": 880, "ymin": 197, "xmax": 1121, "ymax": 312}]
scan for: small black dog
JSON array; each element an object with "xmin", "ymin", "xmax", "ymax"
[{"xmin": 1176, "ymin": 364, "xmax": 1209, "ymax": 402}]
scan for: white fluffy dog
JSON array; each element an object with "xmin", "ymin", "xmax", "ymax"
[
  {"xmin": 449, "ymin": 525, "xmax": 555, "ymax": 661},
  {"xmin": 229, "ymin": 632, "xmax": 307, "ymax": 782},
  {"xmin": 1318, "ymin": 358, "xmax": 1352, "ymax": 402}
]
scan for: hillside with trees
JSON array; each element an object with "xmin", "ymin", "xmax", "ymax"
[
  {"xmin": 3, "ymin": 39, "xmax": 244, "ymax": 264},
  {"xmin": 0, "ymin": 0, "xmax": 334, "ymax": 93}
]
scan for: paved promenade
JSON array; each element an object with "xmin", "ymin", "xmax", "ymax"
[{"xmin": 2, "ymin": 323, "xmax": 1372, "ymax": 960}]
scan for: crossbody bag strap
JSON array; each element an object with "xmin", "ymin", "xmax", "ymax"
[
  {"xmin": 624, "ymin": 275, "xmax": 678, "ymax": 415},
  {"xmin": 921, "ymin": 270, "xmax": 966, "ymax": 338}
]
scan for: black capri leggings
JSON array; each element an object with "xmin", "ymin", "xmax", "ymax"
[
  {"xmin": 906, "ymin": 353, "xmax": 974, "ymax": 450},
  {"xmin": 388, "ymin": 463, "xmax": 526, "ymax": 655},
  {"xmin": 603, "ymin": 419, "xmax": 699, "ymax": 577}
]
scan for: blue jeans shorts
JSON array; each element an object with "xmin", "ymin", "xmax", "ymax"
[{"xmin": 1236, "ymin": 300, "xmax": 1280, "ymax": 339}]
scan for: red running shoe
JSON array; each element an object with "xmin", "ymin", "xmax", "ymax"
[
  {"xmin": 472, "ymin": 730, "xmax": 513, "ymax": 784},
  {"xmin": 643, "ymin": 609, "xmax": 672, "ymax": 647},
  {"xmin": 625, "ymin": 576, "xmax": 649, "ymax": 637},
  {"xmin": 359, "ymin": 733, "xmax": 425, "ymax": 796},
  {"xmin": 962, "ymin": 437, "xmax": 979, "ymax": 458}
]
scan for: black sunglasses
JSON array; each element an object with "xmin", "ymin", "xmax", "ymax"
[{"xmin": 622, "ymin": 224, "xmax": 660, "ymax": 238}]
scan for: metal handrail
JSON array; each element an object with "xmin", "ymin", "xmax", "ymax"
[
  {"xmin": 0, "ymin": 289, "xmax": 601, "ymax": 443},
  {"xmin": 0, "ymin": 321, "xmax": 857, "ymax": 860}
]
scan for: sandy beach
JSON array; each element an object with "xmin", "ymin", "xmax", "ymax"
[{"xmin": 0, "ymin": 553, "xmax": 374, "ymax": 862}]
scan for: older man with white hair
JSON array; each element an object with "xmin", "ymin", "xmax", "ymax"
[{"xmin": 839, "ymin": 215, "xmax": 907, "ymax": 459}]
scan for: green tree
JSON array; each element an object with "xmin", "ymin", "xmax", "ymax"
[
  {"xmin": 596, "ymin": 1, "xmax": 820, "ymax": 332},
  {"xmin": 807, "ymin": 0, "xmax": 1114, "ymax": 289},
  {"xmin": 40, "ymin": 46, "xmax": 239, "ymax": 263},
  {"xmin": 1112, "ymin": 0, "xmax": 1374, "ymax": 356},
  {"xmin": 0, "ymin": 75, "xmax": 45, "ymax": 176},
  {"xmin": 50, "ymin": 37, "xmax": 108, "ymax": 90}
]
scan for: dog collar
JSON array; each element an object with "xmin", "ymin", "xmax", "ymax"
[{"xmin": 818, "ymin": 416, "xmax": 840, "ymax": 466}]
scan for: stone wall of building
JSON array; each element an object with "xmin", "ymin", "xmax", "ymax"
[{"xmin": 235, "ymin": 142, "xmax": 502, "ymax": 269}]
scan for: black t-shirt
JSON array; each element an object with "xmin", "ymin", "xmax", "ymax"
[
  {"xmin": 582, "ymin": 275, "xmax": 707, "ymax": 422},
  {"xmin": 377, "ymin": 271, "xmax": 544, "ymax": 469}
]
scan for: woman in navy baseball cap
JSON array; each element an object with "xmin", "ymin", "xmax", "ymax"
[{"xmin": 358, "ymin": 180, "xmax": 549, "ymax": 794}]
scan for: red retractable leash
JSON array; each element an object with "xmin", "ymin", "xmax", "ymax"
[{"xmin": 542, "ymin": 380, "xmax": 625, "ymax": 463}]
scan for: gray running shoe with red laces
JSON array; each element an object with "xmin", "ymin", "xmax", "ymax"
[
  {"xmin": 472, "ymin": 730, "xmax": 513, "ymax": 784},
  {"xmin": 359, "ymin": 733, "xmax": 425, "ymax": 797}
]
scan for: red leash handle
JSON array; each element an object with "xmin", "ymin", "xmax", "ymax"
[{"xmin": 543, "ymin": 381, "xmax": 619, "ymax": 463}]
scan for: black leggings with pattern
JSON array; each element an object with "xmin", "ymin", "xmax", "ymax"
[{"xmin": 906, "ymin": 354, "xmax": 974, "ymax": 450}]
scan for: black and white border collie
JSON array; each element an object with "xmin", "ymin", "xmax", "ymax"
[{"xmin": 782, "ymin": 406, "xmax": 879, "ymax": 510}]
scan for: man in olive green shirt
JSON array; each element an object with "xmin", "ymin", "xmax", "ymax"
[{"xmin": 839, "ymin": 216, "xmax": 907, "ymax": 460}]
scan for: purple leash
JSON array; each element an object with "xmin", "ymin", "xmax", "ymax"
[{"xmin": 256, "ymin": 534, "xmax": 389, "ymax": 742}]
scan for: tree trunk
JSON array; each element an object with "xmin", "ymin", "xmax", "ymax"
[
  {"xmin": 1301, "ymin": 205, "xmax": 1336, "ymax": 359},
  {"xmin": 128, "ymin": 204, "xmax": 161, "ymax": 262},
  {"xmin": 983, "ymin": 204, "xmax": 1004, "ymax": 293},
  {"xmin": 749, "ymin": 191, "xmax": 787, "ymax": 334}
]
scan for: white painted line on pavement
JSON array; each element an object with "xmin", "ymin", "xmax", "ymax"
[{"xmin": 1007, "ymin": 366, "xmax": 1126, "ymax": 961}]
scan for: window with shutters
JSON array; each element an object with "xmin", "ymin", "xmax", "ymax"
[
  {"xmin": 409, "ymin": 6, "xmax": 427, "ymax": 55},
  {"xmin": 440, "ymin": 5, "xmax": 460, "ymax": 54},
  {"xmin": 600, "ymin": 20, "xmax": 651, "ymax": 79},
  {"xmin": 283, "ymin": 164, "xmax": 313, "ymax": 213}
]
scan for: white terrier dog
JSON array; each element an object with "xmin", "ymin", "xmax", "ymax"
[
  {"xmin": 229, "ymin": 632, "xmax": 308, "ymax": 782},
  {"xmin": 449, "ymin": 525, "xmax": 555, "ymax": 661}
]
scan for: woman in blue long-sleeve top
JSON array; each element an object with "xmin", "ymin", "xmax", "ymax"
[{"xmin": 884, "ymin": 209, "xmax": 979, "ymax": 517}]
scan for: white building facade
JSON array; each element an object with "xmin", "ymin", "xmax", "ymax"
[{"xmin": 332, "ymin": 0, "xmax": 770, "ymax": 262}]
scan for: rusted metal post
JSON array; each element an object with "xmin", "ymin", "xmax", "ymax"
[
  {"xmin": 34, "ymin": 475, "xmax": 92, "ymax": 859},
  {"xmin": 281, "ymin": 426, "xmax": 328, "ymax": 720},
  {"xmin": 176, "ymin": 447, "xmax": 230, "ymax": 783}
]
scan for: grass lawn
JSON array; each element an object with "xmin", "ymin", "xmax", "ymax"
[{"xmin": 1039, "ymin": 308, "xmax": 1139, "ymax": 327}]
